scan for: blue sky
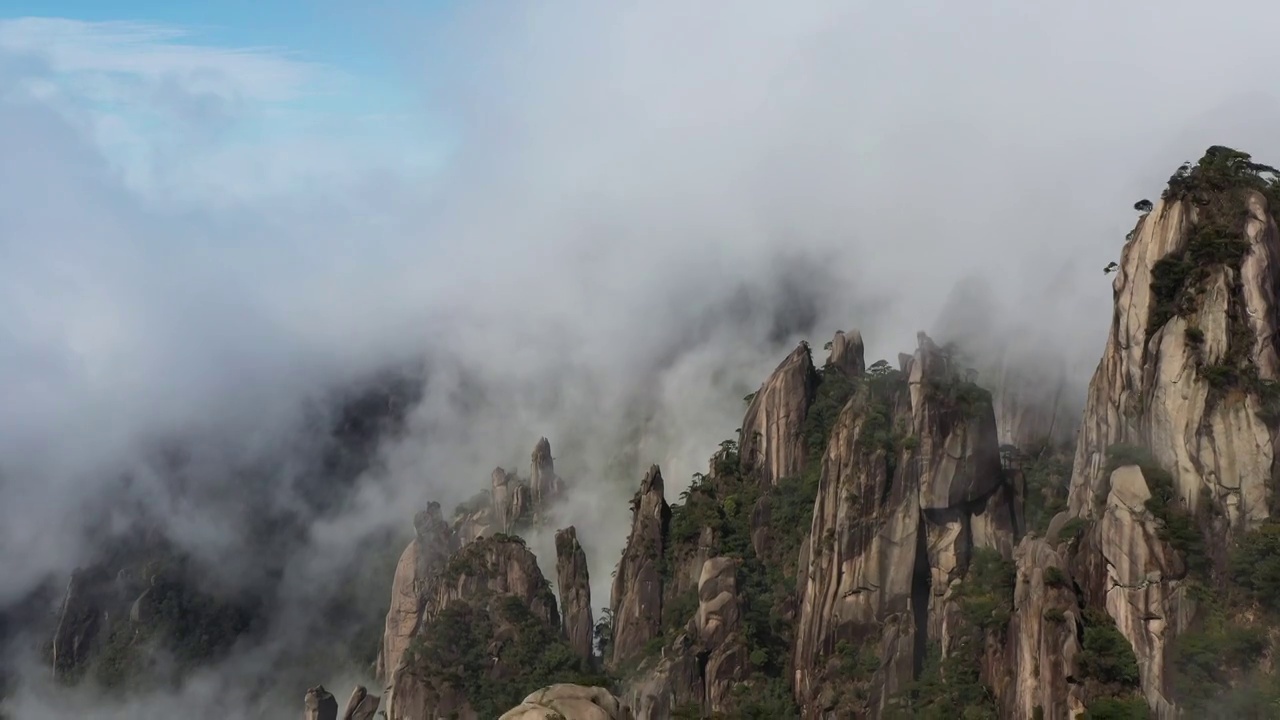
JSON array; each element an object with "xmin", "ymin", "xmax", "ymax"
[{"xmin": 0, "ymin": 0, "xmax": 456, "ymax": 202}]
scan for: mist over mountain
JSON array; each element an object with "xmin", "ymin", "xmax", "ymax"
[{"xmin": 6, "ymin": 1, "xmax": 1280, "ymax": 718}]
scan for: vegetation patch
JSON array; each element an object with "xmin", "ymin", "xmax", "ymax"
[
  {"xmin": 1015, "ymin": 438, "xmax": 1073, "ymax": 535},
  {"xmin": 92, "ymin": 558, "xmax": 259, "ymax": 690},
  {"xmin": 1058, "ymin": 517, "xmax": 1089, "ymax": 543},
  {"xmin": 887, "ymin": 639, "xmax": 998, "ymax": 719},
  {"xmin": 1043, "ymin": 565, "xmax": 1068, "ymax": 588},
  {"xmin": 955, "ymin": 548, "xmax": 1016, "ymax": 632},
  {"xmin": 800, "ymin": 363, "xmax": 859, "ymax": 458},
  {"xmin": 1229, "ymin": 520, "xmax": 1280, "ymax": 612},
  {"xmin": 1077, "ymin": 609, "xmax": 1140, "ymax": 687},
  {"xmin": 1081, "ymin": 696, "xmax": 1152, "ymax": 719},
  {"xmin": 405, "ymin": 595, "xmax": 608, "ymax": 718},
  {"xmin": 1169, "ymin": 616, "xmax": 1267, "ymax": 708}
]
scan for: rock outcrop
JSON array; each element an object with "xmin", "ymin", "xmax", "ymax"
[
  {"xmin": 793, "ymin": 331, "xmax": 1018, "ymax": 716},
  {"xmin": 1071, "ymin": 465, "xmax": 1187, "ymax": 718},
  {"xmin": 686, "ymin": 556, "xmax": 750, "ymax": 710},
  {"xmin": 993, "ymin": 538, "xmax": 1086, "ymax": 720},
  {"xmin": 378, "ymin": 438, "xmax": 573, "ymax": 688},
  {"xmin": 385, "ymin": 535, "xmax": 560, "ymax": 720},
  {"xmin": 826, "ymin": 329, "xmax": 866, "ymax": 378},
  {"xmin": 620, "ymin": 557, "xmax": 750, "ymax": 720},
  {"xmin": 491, "ymin": 467, "xmax": 517, "ymax": 533},
  {"xmin": 377, "ymin": 502, "xmax": 456, "ymax": 684},
  {"xmin": 342, "ymin": 685, "xmax": 382, "ymax": 720},
  {"xmin": 741, "ymin": 342, "xmax": 821, "ymax": 485},
  {"xmin": 305, "ymin": 686, "xmax": 339, "ymax": 720},
  {"xmin": 499, "ymin": 684, "xmax": 635, "ymax": 720},
  {"xmin": 555, "ymin": 526, "xmax": 595, "ymax": 662},
  {"xmin": 422, "ymin": 535, "xmax": 559, "ymax": 637},
  {"xmin": 608, "ymin": 465, "xmax": 670, "ymax": 669}
]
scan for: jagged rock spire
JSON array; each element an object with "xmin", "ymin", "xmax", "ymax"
[
  {"xmin": 740, "ymin": 342, "xmax": 821, "ymax": 486},
  {"xmin": 608, "ymin": 465, "xmax": 670, "ymax": 669}
]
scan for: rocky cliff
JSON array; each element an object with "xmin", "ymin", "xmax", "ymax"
[
  {"xmin": 1059, "ymin": 147, "xmax": 1280, "ymax": 716},
  {"xmin": 1067, "ymin": 153, "xmax": 1280, "ymax": 528},
  {"xmin": 792, "ymin": 331, "xmax": 1019, "ymax": 717}
]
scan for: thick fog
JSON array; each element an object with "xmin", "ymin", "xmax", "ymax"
[{"xmin": 5, "ymin": 1, "xmax": 1280, "ymax": 717}]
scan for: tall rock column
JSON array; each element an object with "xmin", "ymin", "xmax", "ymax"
[
  {"xmin": 530, "ymin": 437, "xmax": 561, "ymax": 507},
  {"xmin": 826, "ymin": 329, "xmax": 866, "ymax": 377},
  {"xmin": 608, "ymin": 466, "xmax": 670, "ymax": 670},
  {"xmin": 376, "ymin": 502, "xmax": 455, "ymax": 686},
  {"xmin": 492, "ymin": 467, "xmax": 515, "ymax": 532},
  {"xmin": 555, "ymin": 526, "xmax": 595, "ymax": 662},
  {"xmin": 740, "ymin": 342, "xmax": 821, "ymax": 485}
]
